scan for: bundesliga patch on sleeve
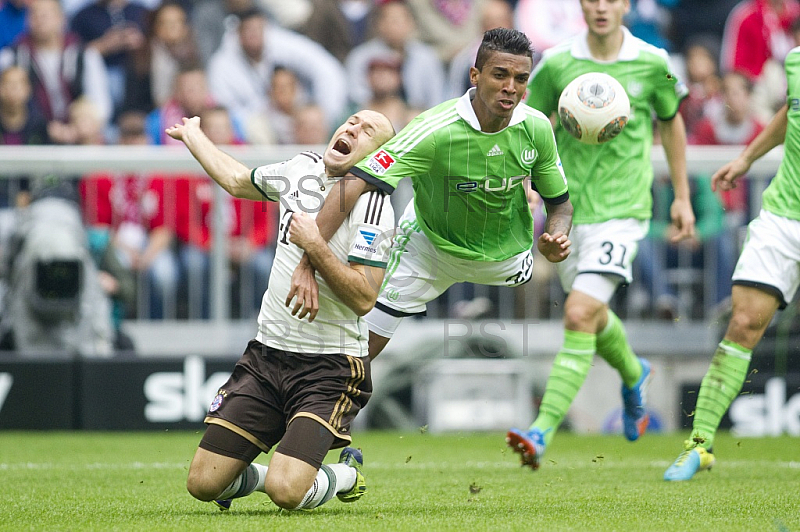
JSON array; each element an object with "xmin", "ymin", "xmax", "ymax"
[{"xmin": 366, "ymin": 149, "xmax": 396, "ymax": 175}]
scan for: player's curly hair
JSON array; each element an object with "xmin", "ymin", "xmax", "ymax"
[{"xmin": 474, "ymin": 28, "xmax": 534, "ymax": 71}]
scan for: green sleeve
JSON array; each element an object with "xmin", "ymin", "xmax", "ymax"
[
  {"xmin": 527, "ymin": 61, "xmax": 558, "ymax": 117},
  {"xmin": 651, "ymin": 55, "xmax": 687, "ymax": 120},
  {"xmin": 530, "ymin": 118, "xmax": 568, "ymax": 199},
  {"xmin": 352, "ymin": 113, "xmax": 436, "ymax": 191}
]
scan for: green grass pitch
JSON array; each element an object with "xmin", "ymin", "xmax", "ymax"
[{"xmin": 1, "ymin": 430, "xmax": 798, "ymax": 531}]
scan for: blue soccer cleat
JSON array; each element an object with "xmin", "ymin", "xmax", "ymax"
[
  {"xmin": 664, "ymin": 441, "xmax": 715, "ymax": 481},
  {"xmin": 622, "ymin": 358, "xmax": 652, "ymax": 441},
  {"xmin": 506, "ymin": 427, "xmax": 546, "ymax": 470},
  {"xmin": 337, "ymin": 447, "xmax": 366, "ymax": 503},
  {"xmin": 212, "ymin": 499, "xmax": 231, "ymax": 511}
]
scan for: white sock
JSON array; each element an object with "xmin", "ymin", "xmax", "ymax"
[
  {"xmin": 294, "ymin": 463, "xmax": 357, "ymax": 510},
  {"xmin": 217, "ymin": 462, "xmax": 268, "ymax": 500}
]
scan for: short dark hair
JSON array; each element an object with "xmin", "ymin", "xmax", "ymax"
[{"xmin": 474, "ymin": 28, "xmax": 534, "ymax": 71}]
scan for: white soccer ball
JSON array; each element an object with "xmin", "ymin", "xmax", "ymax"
[{"xmin": 557, "ymin": 72, "xmax": 630, "ymax": 145}]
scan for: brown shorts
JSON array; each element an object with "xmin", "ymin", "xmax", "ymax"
[{"xmin": 204, "ymin": 339, "xmax": 372, "ymax": 456}]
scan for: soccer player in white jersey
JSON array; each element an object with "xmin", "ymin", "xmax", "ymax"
[
  {"xmin": 665, "ymin": 48, "xmax": 800, "ymax": 480},
  {"xmin": 165, "ymin": 110, "xmax": 396, "ymax": 510},
  {"xmin": 506, "ymin": 0, "xmax": 697, "ymax": 470},
  {"xmin": 286, "ymin": 28, "xmax": 575, "ymax": 360}
]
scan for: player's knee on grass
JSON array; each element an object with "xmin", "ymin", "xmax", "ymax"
[
  {"xmin": 265, "ymin": 473, "xmax": 314, "ymax": 509},
  {"xmin": 186, "ymin": 467, "xmax": 231, "ymax": 502}
]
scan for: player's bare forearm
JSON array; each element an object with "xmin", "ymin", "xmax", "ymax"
[
  {"xmin": 165, "ymin": 117, "xmax": 260, "ymax": 200},
  {"xmin": 543, "ymin": 198, "xmax": 573, "ymax": 237},
  {"xmin": 657, "ymin": 113, "xmax": 691, "ymax": 203},
  {"xmin": 538, "ymin": 198, "xmax": 573, "ymax": 263}
]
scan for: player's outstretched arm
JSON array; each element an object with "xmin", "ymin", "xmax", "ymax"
[
  {"xmin": 538, "ymin": 198, "xmax": 573, "ymax": 263},
  {"xmin": 288, "ymin": 212, "xmax": 384, "ymax": 315},
  {"xmin": 165, "ymin": 116, "xmax": 262, "ymax": 200},
  {"xmin": 286, "ymin": 174, "xmax": 376, "ymax": 321},
  {"xmin": 712, "ymin": 104, "xmax": 789, "ymax": 192},
  {"xmin": 657, "ymin": 113, "xmax": 696, "ymax": 243}
]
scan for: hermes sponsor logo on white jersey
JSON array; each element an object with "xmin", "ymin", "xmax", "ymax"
[{"xmin": 354, "ymin": 229, "xmax": 379, "ymax": 254}]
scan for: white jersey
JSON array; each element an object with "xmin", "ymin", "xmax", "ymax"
[{"xmin": 251, "ymin": 151, "xmax": 395, "ymax": 357}]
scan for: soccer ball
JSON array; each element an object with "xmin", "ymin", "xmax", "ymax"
[{"xmin": 557, "ymin": 72, "xmax": 630, "ymax": 145}]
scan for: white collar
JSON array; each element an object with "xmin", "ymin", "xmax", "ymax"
[
  {"xmin": 455, "ymin": 87, "xmax": 528, "ymax": 132},
  {"xmin": 571, "ymin": 26, "xmax": 639, "ymax": 63}
]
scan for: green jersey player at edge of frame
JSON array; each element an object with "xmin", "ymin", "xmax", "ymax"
[{"xmin": 507, "ymin": 0, "xmax": 696, "ymax": 471}]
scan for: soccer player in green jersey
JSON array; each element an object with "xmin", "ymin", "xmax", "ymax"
[
  {"xmin": 285, "ymin": 28, "xmax": 574, "ymax": 358},
  {"xmin": 507, "ymin": 0, "xmax": 697, "ymax": 470},
  {"xmin": 665, "ymin": 48, "xmax": 800, "ymax": 480}
]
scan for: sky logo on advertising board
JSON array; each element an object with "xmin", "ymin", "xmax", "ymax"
[
  {"xmin": 366, "ymin": 149, "xmax": 395, "ymax": 175},
  {"xmin": 730, "ymin": 377, "xmax": 800, "ymax": 436},
  {"xmin": 144, "ymin": 356, "xmax": 230, "ymax": 423}
]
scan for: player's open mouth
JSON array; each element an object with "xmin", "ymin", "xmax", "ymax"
[{"xmin": 333, "ymin": 138, "xmax": 352, "ymax": 155}]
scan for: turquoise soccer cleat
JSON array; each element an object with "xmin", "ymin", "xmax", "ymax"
[
  {"xmin": 664, "ymin": 441, "xmax": 715, "ymax": 481},
  {"xmin": 506, "ymin": 427, "xmax": 546, "ymax": 470},
  {"xmin": 337, "ymin": 447, "xmax": 367, "ymax": 503},
  {"xmin": 622, "ymin": 358, "xmax": 652, "ymax": 441}
]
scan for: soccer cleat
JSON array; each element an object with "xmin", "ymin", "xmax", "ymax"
[
  {"xmin": 664, "ymin": 441, "xmax": 715, "ymax": 481},
  {"xmin": 337, "ymin": 447, "xmax": 367, "ymax": 503},
  {"xmin": 212, "ymin": 499, "xmax": 231, "ymax": 511},
  {"xmin": 505, "ymin": 427, "xmax": 546, "ymax": 470},
  {"xmin": 621, "ymin": 358, "xmax": 652, "ymax": 441}
]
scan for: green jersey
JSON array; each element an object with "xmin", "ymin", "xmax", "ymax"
[
  {"xmin": 352, "ymin": 88, "xmax": 569, "ymax": 262},
  {"xmin": 527, "ymin": 27, "xmax": 687, "ymax": 224},
  {"xmin": 763, "ymin": 47, "xmax": 800, "ymax": 220}
]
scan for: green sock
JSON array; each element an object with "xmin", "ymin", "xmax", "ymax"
[
  {"xmin": 595, "ymin": 310, "xmax": 641, "ymax": 388},
  {"xmin": 692, "ymin": 339, "xmax": 752, "ymax": 450},
  {"xmin": 531, "ymin": 329, "xmax": 595, "ymax": 446}
]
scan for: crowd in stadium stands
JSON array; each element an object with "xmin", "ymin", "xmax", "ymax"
[{"xmin": 0, "ymin": 0, "xmax": 798, "ymax": 340}]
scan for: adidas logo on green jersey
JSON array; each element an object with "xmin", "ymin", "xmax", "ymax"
[{"xmin": 487, "ymin": 144, "xmax": 503, "ymax": 157}]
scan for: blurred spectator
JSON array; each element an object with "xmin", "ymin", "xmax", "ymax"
[
  {"xmin": 292, "ymin": 104, "xmax": 330, "ymax": 144},
  {"xmin": 0, "ymin": 65, "xmax": 49, "ymax": 145},
  {"xmin": 147, "ymin": 2, "xmax": 200, "ymax": 108},
  {"xmin": 47, "ymin": 96, "xmax": 106, "ymax": 145},
  {"xmin": 300, "ymin": 0, "xmax": 373, "ymax": 64},
  {"xmin": 720, "ymin": 0, "xmax": 800, "ymax": 80},
  {"xmin": 79, "ymin": 111, "xmax": 180, "ymax": 320},
  {"xmin": 678, "ymin": 35, "xmax": 723, "ymax": 138},
  {"xmin": 145, "ymin": 65, "xmax": 214, "ymax": 145},
  {"xmin": 0, "ymin": 66, "xmax": 47, "ymax": 210},
  {"xmin": 206, "ymin": 8, "xmax": 348, "ymax": 130},
  {"xmin": 689, "ymin": 70, "xmax": 764, "ymax": 146},
  {"xmin": 514, "ymin": 0, "xmax": 585, "ymax": 63},
  {"xmin": 625, "ymin": 0, "xmax": 678, "ymax": 51},
  {"xmin": 245, "ymin": 66, "xmax": 301, "ymax": 145},
  {"xmin": 0, "ymin": 0, "xmax": 112, "ymax": 127},
  {"xmin": 346, "ymin": 0, "xmax": 445, "ymax": 110},
  {"xmin": 69, "ymin": 0, "xmax": 149, "ymax": 119},
  {"xmin": 192, "ymin": 0, "xmax": 262, "ymax": 66},
  {"xmin": 361, "ymin": 53, "xmax": 415, "ymax": 132},
  {"xmin": 404, "ymin": 0, "xmax": 486, "ymax": 62},
  {"xmin": 447, "ymin": 0, "xmax": 514, "ymax": 98},
  {"xmin": 634, "ymin": 174, "xmax": 733, "ymax": 321},
  {"xmin": 0, "ymin": 0, "xmax": 29, "ymax": 50},
  {"xmin": 751, "ymin": 15, "xmax": 800, "ymax": 123}
]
